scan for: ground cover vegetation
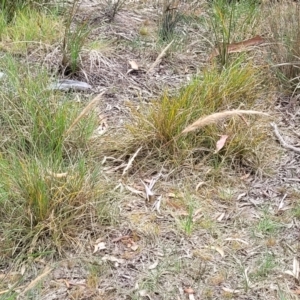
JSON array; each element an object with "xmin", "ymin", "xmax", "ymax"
[{"xmin": 0, "ymin": 0, "xmax": 299, "ymax": 299}]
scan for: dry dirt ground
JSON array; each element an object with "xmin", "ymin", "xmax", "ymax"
[{"xmin": 1, "ymin": 1, "xmax": 300, "ymax": 300}]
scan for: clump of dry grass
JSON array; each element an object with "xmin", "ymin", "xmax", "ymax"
[
  {"xmin": 103, "ymin": 59, "xmax": 272, "ymax": 175},
  {"xmin": 159, "ymin": 0, "xmax": 181, "ymax": 41},
  {"xmin": 265, "ymin": 1, "xmax": 300, "ymax": 92},
  {"xmin": 102, "ymin": 0, "xmax": 126, "ymax": 22},
  {"xmin": 1, "ymin": 0, "xmax": 52, "ymax": 23},
  {"xmin": 208, "ymin": 0, "xmax": 259, "ymax": 67},
  {"xmin": 0, "ymin": 7, "xmax": 63, "ymax": 54},
  {"xmin": 0, "ymin": 57, "xmax": 118, "ymax": 260}
]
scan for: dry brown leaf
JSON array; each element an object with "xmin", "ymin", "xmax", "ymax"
[
  {"xmin": 165, "ymin": 199, "xmax": 183, "ymax": 210},
  {"xmin": 195, "ymin": 181, "xmax": 205, "ymax": 191},
  {"xmin": 130, "ymin": 242, "xmax": 139, "ymax": 251},
  {"xmin": 215, "ymin": 135, "xmax": 228, "ymax": 153},
  {"xmin": 184, "ymin": 287, "xmax": 194, "ymax": 294},
  {"xmin": 192, "ymin": 208, "xmax": 202, "ymax": 222},
  {"xmin": 182, "ymin": 110, "xmax": 269, "ymax": 133},
  {"xmin": 125, "ymin": 184, "xmax": 146, "ymax": 197},
  {"xmin": 148, "ymin": 261, "xmax": 159, "ymax": 270},
  {"xmin": 152, "ymin": 195, "xmax": 162, "ymax": 213},
  {"xmin": 112, "ymin": 235, "xmax": 131, "ymax": 243},
  {"xmin": 141, "ymin": 175, "xmax": 160, "ymax": 202},
  {"xmin": 129, "ymin": 60, "xmax": 139, "ymax": 70},
  {"xmin": 93, "ymin": 242, "xmax": 106, "ymax": 253},
  {"xmin": 211, "ymin": 246, "xmax": 225, "ymax": 257},
  {"xmin": 209, "ymin": 35, "xmax": 265, "ymax": 60},
  {"xmin": 284, "ymin": 258, "xmax": 300, "ymax": 280},
  {"xmin": 217, "ymin": 212, "xmax": 225, "ymax": 222},
  {"xmin": 102, "ymin": 255, "xmax": 125, "ymax": 264}
]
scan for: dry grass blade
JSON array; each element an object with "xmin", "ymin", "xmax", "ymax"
[
  {"xmin": 147, "ymin": 40, "xmax": 174, "ymax": 74},
  {"xmin": 122, "ymin": 146, "xmax": 142, "ymax": 175},
  {"xmin": 271, "ymin": 122, "xmax": 300, "ymax": 153},
  {"xmin": 47, "ymin": 170, "xmax": 68, "ymax": 178},
  {"xmin": 182, "ymin": 110, "xmax": 269, "ymax": 133},
  {"xmin": 64, "ymin": 91, "xmax": 105, "ymax": 137},
  {"xmin": 18, "ymin": 265, "xmax": 53, "ymax": 297}
]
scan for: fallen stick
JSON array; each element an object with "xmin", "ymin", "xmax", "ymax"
[
  {"xmin": 147, "ymin": 40, "xmax": 174, "ymax": 74},
  {"xmin": 270, "ymin": 122, "xmax": 300, "ymax": 153}
]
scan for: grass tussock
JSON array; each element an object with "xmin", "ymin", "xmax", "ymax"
[
  {"xmin": 116, "ymin": 59, "xmax": 271, "ymax": 173},
  {"xmin": 208, "ymin": 0, "xmax": 259, "ymax": 66},
  {"xmin": 0, "ymin": 57, "xmax": 117, "ymax": 259},
  {"xmin": 61, "ymin": 0, "xmax": 90, "ymax": 75},
  {"xmin": 1, "ymin": 0, "xmax": 52, "ymax": 23},
  {"xmin": 0, "ymin": 7, "xmax": 63, "ymax": 53},
  {"xmin": 159, "ymin": 0, "xmax": 181, "ymax": 42},
  {"xmin": 265, "ymin": 1, "xmax": 300, "ymax": 92}
]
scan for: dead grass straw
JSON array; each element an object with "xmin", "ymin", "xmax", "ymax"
[
  {"xmin": 147, "ymin": 40, "xmax": 174, "ymax": 74},
  {"xmin": 64, "ymin": 91, "xmax": 105, "ymax": 137},
  {"xmin": 182, "ymin": 110, "xmax": 269, "ymax": 133}
]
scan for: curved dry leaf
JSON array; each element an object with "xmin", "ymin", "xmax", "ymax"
[
  {"xmin": 148, "ymin": 260, "xmax": 159, "ymax": 270},
  {"xmin": 102, "ymin": 255, "xmax": 125, "ymax": 264},
  {"xmin": 129, "ymin": 60, "xmax": 139, "ymax": 70},
  {"xmin": 184, "ymin": 287, "xmax": 195, "ymax": 294},
  {"xmin": 93, "ymin": 242, "xmax": 106, "ymax": 253},
  {"xmin": 209, "ymin": 35, "xmax": 265, "ymax": 60},
  {"xmin": 215, "ymin": 135, "xmax": 228, "ymax": 153},
  {"xmin": 211, "ymin": 246, "xmax": 225, "ymax": 257}
]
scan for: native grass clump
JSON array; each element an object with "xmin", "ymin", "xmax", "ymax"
[
  {"xmin": 159, "ymin": 0, "xmax": 182, "ymax": 42},
  {"xmin": 208, "ymin": 0, "xmax": 259, "ymax": 67},
  {"xmin": 0, "ymin": 7, "xmax": 63, "ymax": 53},
  {"xmin": 0, "ymin": 57, "xmax": 117, "ymax": 259},
  {"xmin": 264, "ymin": 1, "xmax": 300, "ymax": 93},
  {"xmin": 123, "ymin": 59, "xmax": 271, "ymax": 174},
  {"xmin": 0, "ymin": 0, "xmax": 90, "ymax": 75},
  {"xmin": 1, "ymin": 0, "xmax": 53, "ymax": 23},
  {"xmin": 61, "ymin": 0, "xmax": 90, "ymax": 75}
]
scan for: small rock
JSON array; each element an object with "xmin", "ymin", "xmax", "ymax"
[{"xmin": 48, "ymin": 79, "xmax": 92, "ymax": 91}]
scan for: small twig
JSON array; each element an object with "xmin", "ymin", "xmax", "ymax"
[
  {"xmin": 271, "ymin": 62, "xmax": 300, "ymax": 67},
  {"xmin": 18, "ymin": 266, "xmax": 53, "ymax": 298},
  {"xmin": 147, "ymin": 40, "xmax": 174, "ymax": 74},
  {"xmin": 122, "ymin": 146, "xmax": 142, "ymax": 175},
  {"xmin": 270, "ymin": 122, "xmax": 300, "ymax": 153}
]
